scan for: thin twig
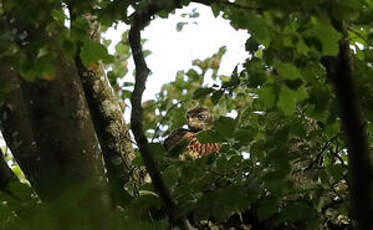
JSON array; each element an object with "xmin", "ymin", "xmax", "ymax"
[
  {"xmin": 217, "ymin": 0, "xmax": 258, "ymax": 11},
  {"xmin": 151, "ymin": 100, "xmax": 186, "ymax": 142},
  {"xmin": 193, "ymin": 0, "xmax": 257, "ymax": 11},
  {"xmin": 330, "ymin": 150, "xmax": 347, "ymax": 168},
  {"xmin": 304, "ymin": 135, "xmax": 338, "ymax": 171}
]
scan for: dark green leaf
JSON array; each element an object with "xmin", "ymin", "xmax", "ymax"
[
  {"xmin": 196, "ymin": 130, "xmax": 224, "ymax": 143},
  {"xmin": 215, "ymin": 116, "xmax": 237, "ymax": 138},
  {"xmin": 193, "ymin": 87, "xmax": 214, "ymax": 99},
  {"xmin": 167, "ymin": 139, "xmax": 188, "ymax": 157},
  {"xmin": 245, "ymin": 36, "xmax": 260, "ymax": 53},
  {"xmin": 310, "ymin": 20, "xmax": 342, "ymax": 56},
  {"xmin": 80, "ymin": 40, "xmax": 114, "ymax": 68},
  {"xmin": 257, "ymin": 197, "xmax": 278, "ymax": 220},
  {"xmin": 176, "ymin": 22, "xmax": 188, "ymax": 32},
  {"xmin": 233, "ymin": 126, "xmax": 258, "ymax": 145},
  {"xmin": 259, "ymin": 85, "xmax": 277, "ymax": 108},
  {"xmin": 163, "ymin": 165, "xmax": 181, "ymax": 187},
  {"xmin": 211, "ymin": 3, "xmax": 222, "ymax": 17},
  {"xmin": 274, "ymin": 61, "xmax": 302, "ymax": 80},
  {"xmin": 275, "ymin": 202, "xmax": 317, "ymax": 225},
  {"xmin": 121, "ymin": 90, "xmax": 132, "ymax": 99},
  {"xmin": 277, "ymin": 86, "xmax": 297, "ymax": 116},
  {"xmin": 211, "ymin": 90, "xmax": 223, "ymax": 105}
]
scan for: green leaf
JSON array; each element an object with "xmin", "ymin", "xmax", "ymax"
[
  {"xmin": 196, "ymin": 130, "xmax": 224, "ymax": 143},
  {"xmin": 123, "ymin": 82, "xmax": 134, "ymax": 87},
  {"xmin": 274, "ymin": 61, "xmax": 302, "ymax": 80},
  {"xmin": 186, "ymin": 69, "xmax": 199, "ymax": 80},
  {"xmin": 62, "ymin": 39, "xmax": 77, "ymax": 58},
  {"xmin": 277, "ymin": 86, "xmax": 297, "ymax": 116},
  {"xmin": 245, "ymin": 14, "xmax": 270, "ymax": 46},
  {"xmin": 259, "ymin": 85, "xmax": 277, "ymax": 108},
  {"xmin": 328, "ymin": 164, "xmax": 345, "ymax": 181},
  {"xmin": 195, "ymin": 185, "xmax": 252, "ymax": 221},
  {"xmin": 121, "ymin": 89, "xmax": 132, "ymax": 99},
  {"xmin": 6, "ymin": 181, "xmax": 33, "ymax": 202},
  {"xmin": 364, "ymin": 49, "xmax": 373, "ymax": 62},
  {"xmin": 149, "ymin": 143, "xmax": 165, "ymax": 155},
  {"xmin": 167, "ymin": 139, "xmax": 189, "ymax": 157},
  {"xmin": 163, "ymin": 165, "xmax": 181, "ymax": 187},
  {"xmin": 233, "ymin": 127, "xmax": 257, "ymax": 145},
  {"xmin": 193, "ymin": 87, "xmax": 214, "ymax": 99},
  {"xmin": 80, "ymin": 40, "xmax": 114, "ymax": 68},
  {"xmin": 310, "ymin": 19, "xmax": 343, "ymax": 56},
  {"xmin": 275, "ymin": 202, "xmax": 316, "ymax": 225},
  {"xmin": 295, "ymin": 85, "xmax": 309, "ymax": 102},
  {"xmin": 115, "ymin": 42, "xmax": 130, "ymax": 55},
  {"xmin": 176, "ymin": 22, "xmax": 188, "ymax": 32},
  {"xmin": 19, "ymin": 56, "xmax": 56, "ymax": 81},
  {"xmin": 325, "ymin": 121, "xmax": 340, "ymax": 138},
  {"xmin": 52, "ymin": 9, "xmax": 66, "ymax": 25},
  {"xmin": 245, "ymin": 36, "xmax": 259, "ymax": 53},
  {"xmin": 332, "ymin": 0, "xmax": 360, "ymax": 20},
  {"xmin": 296, "ymin": 38, "xmax": 309, "ymax": 55},
  {"xmin": 215, "ymin": 116, "xmax": 237, "ymax": 138},
  {"xmin": 127, "ymin": 194, "xmax": 162, "ymax": 217},
  {"xmin": 211, "ymin": 90, "xmax": 223, "ymax": 105},
  {"xmin": 230, "ymin": 12, "xmax": 270, "ymax": 46},
  {"xmin": 211, "ymin": 3, "xmax": 222, "ymax": 17},
  {"xmin": 257, "ymin": 197, "xmax": 278, "ymax": 220}
]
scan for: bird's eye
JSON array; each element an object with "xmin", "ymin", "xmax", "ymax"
[{"xmin": 197, "ymin": 114, "xmax": 206, "ymax": 120}]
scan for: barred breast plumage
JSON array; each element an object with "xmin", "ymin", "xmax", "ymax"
[{"xmin": 164, "ymin": 106, "xmax": 221, "ymax": 160}]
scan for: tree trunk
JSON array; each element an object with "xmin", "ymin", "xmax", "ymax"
[
  {"xmin": 322, "ymin": 20, "xmax": 373, "ymax": 230},
  {"xmin": 72, "ymin": 14, "xmax": 136, "ymax": 207},
  {"xmin": 1, "ymin": 52, "xmax": 112, "ymax": 229}
]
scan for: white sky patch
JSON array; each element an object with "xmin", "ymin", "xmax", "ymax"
[
  {"xmin": 104, "ymin": 3, "xmax": 249, "ymax": 104},
  {"xmin": 62, "ymin": 4, "xmax": 71, "ymax": 28},
  {"xmin": 241, "ymin": 151, "xmax": 250, "ymax": 159},
  {"xmin": 354, "ymin": 42, "xmax": 364, "ymax": 50},
  {"xmin": 0, "ymin": 132, "xmax": 5, "ymax": 147},
  {"xmin": 226, "ymin": 110, "xmax": 238, "ymax": 119}
]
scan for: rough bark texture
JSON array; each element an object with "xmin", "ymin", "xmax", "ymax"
[
  {"xmin": 75, "ymin": 59, "xmax": 135, "ymax": 206},
  {"xmin": 1, "ymin": 55, "xmax": 112, "ymax": 229},
  {"xmin": 322, "ymin": 21, "xmax": 373, "ymax": 230},
  {"xmin": 0, "ymin": 64, "xmax": 42, "ymax": 191},
  {"xmin": 66, "ymin": 7, "xmax": 137, "ymax": 206},
  {"xmin": 0, "ymin": 4, "xmax": 112, "ymax": 228}
]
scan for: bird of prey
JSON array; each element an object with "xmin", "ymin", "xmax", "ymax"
[{"xmin": 164, "ymin": 106, "xmax": 221, "ymax": 159}]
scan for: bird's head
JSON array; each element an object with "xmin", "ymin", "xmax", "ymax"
[{"xmin": 186, "ymin": 106, "xmax": 213, "ymax": 132}]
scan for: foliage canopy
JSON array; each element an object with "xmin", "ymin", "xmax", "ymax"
[{"xmin": 0, "ymin": 0, "xmax": 372, "ymax": 230}]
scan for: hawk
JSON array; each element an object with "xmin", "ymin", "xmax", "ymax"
[{"xmin": 164, "ymin": 107, "xmax": 221, "ymax": 159}]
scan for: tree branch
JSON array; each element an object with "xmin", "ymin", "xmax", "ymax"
[
  {"xmin": 193, "ymin": 0, "xmax": 257, "ymax": 11},
  {"xmin": 128, "ymin": 2, "xmax": 193, "ymax": 229},
  {"xmin": 69, "ymin": 11, "xmax": 136, "ymax": 207},
  {"xmin": 304, "ymin": 135, "xmax": 337, "ymax": 171},
  {"xmin": 151, "ymin": 99, "xmax": 186, "ymax": 142},
  {"xmin": 322, "ymin": 19, "xmax": 372, "ymax": 230},
  {"xmin": 0, "ymin": 148, "xmax": 18, "ymax": 191}
]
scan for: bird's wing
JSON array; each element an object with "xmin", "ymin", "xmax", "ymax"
[
  {"xmin": 164, "ymin": 128, "xmax": 193, "ymax": 151},
  {"xmin": 164, "ymin": 128, "xmax": 221, "ymax": 159}
]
